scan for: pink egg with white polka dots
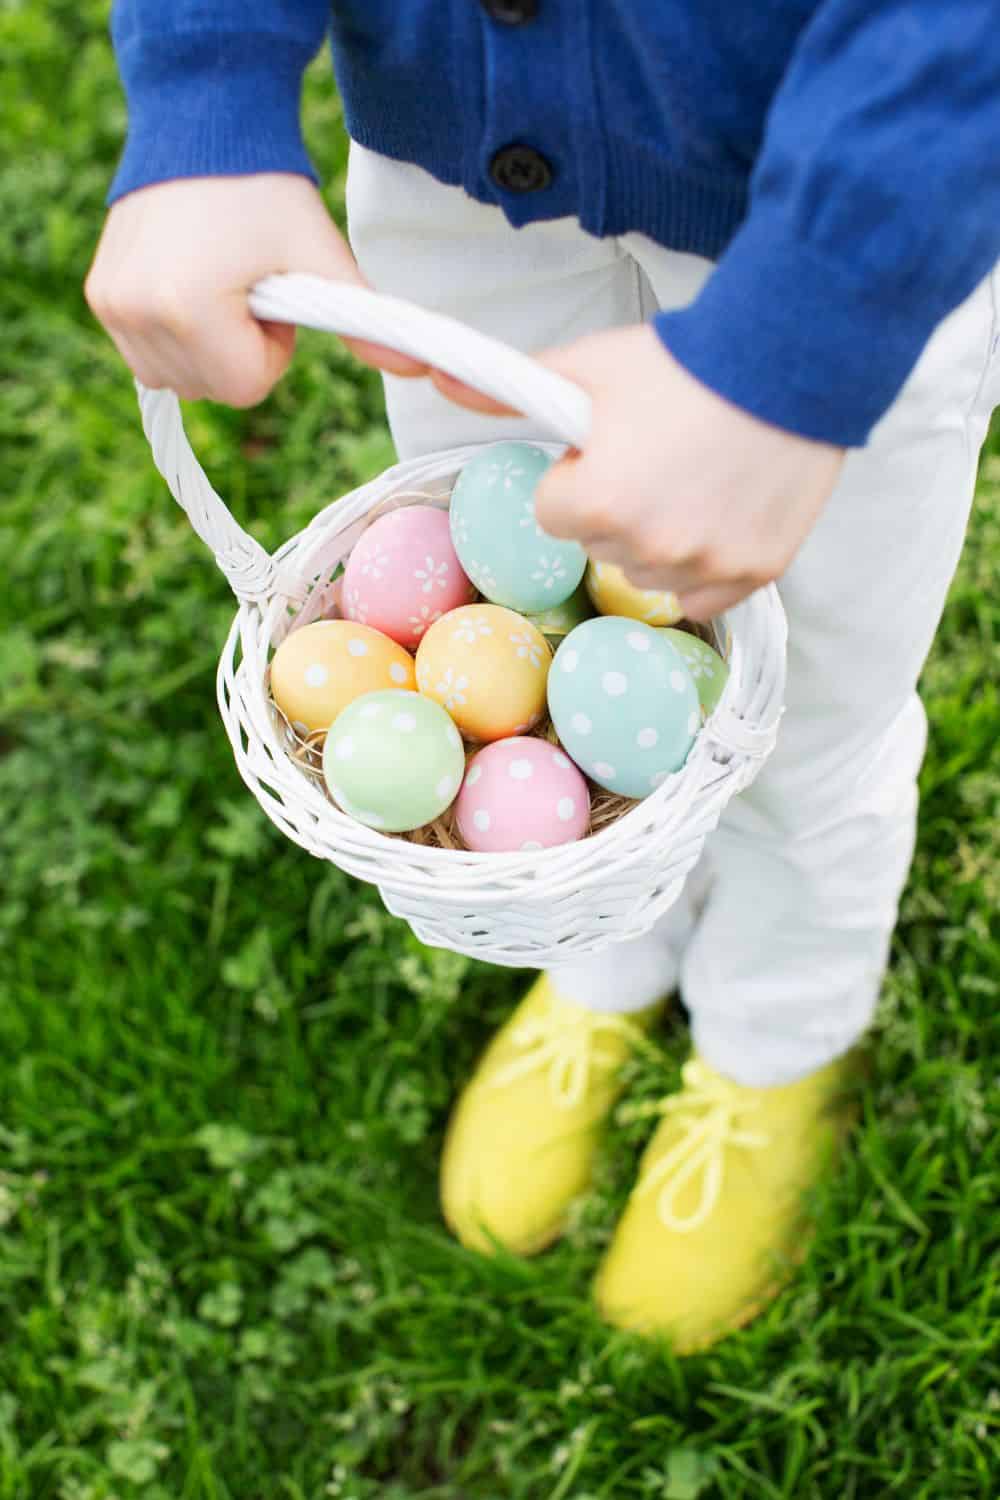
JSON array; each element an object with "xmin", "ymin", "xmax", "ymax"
[
  {"xmin": 342, "ymin": 506, "xmax": 475, "ymax": 650},
  {"xmin": 456, "ymin": 736, "xmax": 590, "ymax": 853}
]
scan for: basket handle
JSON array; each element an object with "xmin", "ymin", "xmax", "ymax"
[{"xmin": 137, "ymin": 274, "xmax": 593, "ymax": 606}]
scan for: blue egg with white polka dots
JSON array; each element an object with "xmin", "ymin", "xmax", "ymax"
[
  {"xmin": 547, "ymin": 618, "xmax": 701, "ymax": 798},
  {"xmin": 449, "ymin": 442, "xmax": 587, "ymax": 613}
]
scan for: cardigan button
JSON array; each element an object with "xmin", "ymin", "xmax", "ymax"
[
  {"xmin": 490, "ymin": 144, "xmax": 553, "ymax": 194},
  {"xmin": 481, "ymin": 0, "xmax": 538, "ymax": 22}
]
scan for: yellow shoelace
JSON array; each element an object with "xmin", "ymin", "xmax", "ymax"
[
  {"xmin": 488, "ymin": 998, "xmax": 643, "ymax": 1111},
  {"xmin": 632, "ymin": 1059, "xmax": 770, "ymax": 1233}
]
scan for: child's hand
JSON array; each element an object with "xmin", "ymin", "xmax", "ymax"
[
  {"xmin": 433, "ymin": 325, "xmax": 844, "ymax": 621},
  {"xmin": 85, "ymin": 174, "xmax": 428, "ymax": 406}
]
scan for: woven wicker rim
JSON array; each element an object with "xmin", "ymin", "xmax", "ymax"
[{"xmin": 133, "ymin": 274, "xmax": 787, "ymax": 946}]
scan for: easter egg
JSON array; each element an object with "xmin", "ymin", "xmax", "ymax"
[
  {"xmin": 528, "ymin": 582, "xmax": 596, "ymax": 643},
  {"xmin": 415, "ymin": 603, "xmax": 551, "ymax": 742},
  {"xmin": 322, "ymin": 689, "xmax": 465, "ymax": 833},
  {"xmin": 270, "ymin": 620, "xmax": 415, "ymax": 734},
  {"xmin": 548, "ymin": 618, "xmax": 700, "ymax": 798},
  {"xmin": 585, "ymin": 559, "xmax": 683, "ymax": 627},
  {"xmin": 663, "ymin": 629, "xmax": 730, "ymax": 715},
  {"xmin": 342, "ymin": 505, "xmax": 474, "ymax": 648},
  {"xmin": 449, "ymin": 442, "xmax": 586, "ymax": 613},
  {"xmin": 455, "ymin": 737, "xmax": 591, "ymax": 853}
]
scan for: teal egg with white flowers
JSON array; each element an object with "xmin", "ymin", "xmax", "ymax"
[
  {"xmin": 449, "ymin": 442, "xmax": 586, "ymax": 613},
  {"xmin": 548, "ymin": 618, "xmax": 701, "ymax": 798}
]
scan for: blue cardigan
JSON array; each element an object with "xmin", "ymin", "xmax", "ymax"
[{"xmin": 109, "ymin": 2, "xmax": 1000, "ymax": 446}]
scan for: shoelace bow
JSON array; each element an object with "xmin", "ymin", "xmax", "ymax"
[
  {"xmin": 488, "ymin": 998, "xmax": 643, "ymax": 1111},
  {"xmin": 632, "ymin": 1058, "xmax": 770, "ymax": 1233}
]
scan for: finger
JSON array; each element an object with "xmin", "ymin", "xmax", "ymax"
[
  {"xmin": 104, "ymin": 327, "xmax": 199, "ymax": 397},
  {"xmin": 429, "ymin": 367, "xmax": 519, "ymax": 414},
  {"xmin": 533, "ymin": 450, "xmax": 602, "ymax": 543},
  {"xmin": 429, "ymin": 329, "xmax": 616, "ymax": 416},
  {"xmin": 676, "ymin": 580, "xmax": 755, "ymax": 622},
  {"xmin": 622, "ymin": 561, "xmax": 703, "ymax": 594},
  {"xmin": 174, "ymin": 294, "xmax": 297, "ymax": 407},
  {"xmin": 284, "ymin": 216, "xmax": 428, "ymax": 378},
  {"xmin": 532, "ymin": 337, "xmax": 603, "ymax": 385},
  {"xmin": 104, "ymin": 327, "xmax": 159, "ymax": 385},
  {"xmin": 345, "ymin": 335, "xmax": 431, "ymax": 379},
  {"xmin": 589, "ymin": 545, "xmax": 723, "ymax": 601},
  {"xmin": 583, "ymin": 540, "xmax": 635, "ymax": 567},
  {"xmin": 258, "ymin": 318, "xmax": 297, "ymax": 363},
  {"xmin": 156, "ymin": 325, "xmax": 241, "ymax": 399}
]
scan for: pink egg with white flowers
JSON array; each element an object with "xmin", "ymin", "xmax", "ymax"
[
  {"xmin": 456, "ymin": 737, "xmax": 590, "ymax": 853},
  {"xmin": 342, "ymin": 506, "xmax": 474, "ymax": 649}
]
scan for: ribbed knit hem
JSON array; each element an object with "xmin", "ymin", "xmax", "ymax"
[
  {"xmin": 343, "ymin": 102, "xmax": 748, "ymax": 263},
  {"xmin": 655, "ymin": 212, "xmax": 946, "ymax": 445},
  {"xmin": 109, "ymin": 31, "xmax": 318, "ymax": 204},
  {"xmin": 597, "ymin": 136, "xmax": 747, "ymax": 259}
]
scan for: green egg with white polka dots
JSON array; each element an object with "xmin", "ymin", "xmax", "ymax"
[
  {"xmin": 548, "ymin": 617, "xmax": 701, "ymax": 798},
  {"xmin": 322, "ymin": 689, "xmax": 466, "ymax": 833},
  {"xmin": 662, "ymin": 629, "xmax": 730, "ymax": 714}
]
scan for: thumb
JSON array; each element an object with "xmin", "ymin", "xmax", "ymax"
[
  {"xmin": 533, "ymin": 445, "xmax": 613, "ymax": 546},
  {"xmin": 286, "ymin": 204, "xmax": 428, "ymax": 380},
  {"xmin": 190, "ymin": 292, "xmax": 298, "ymax": 407},
  {"xmin": 531, "ymin": 330, "xmax": 611, "ymax": 390},
  {"xmin": 428, "ymin": 329, "xmax": 609, "ymax": 415}
]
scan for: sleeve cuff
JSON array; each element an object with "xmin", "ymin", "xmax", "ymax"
[
  {"xmin": 109, "ymin": 30, "xmax": 318, "ymax": 204},
  {"xmin": 653, "ymin": 213, "xmax": 945, "ymax": 447}
]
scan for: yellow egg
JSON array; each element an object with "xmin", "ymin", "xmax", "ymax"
[
  {"xmin": 585, "ymin": 560, "xmax": 683, "ymax": 626},
  {"xmin": 415, "ymin": 604, "xmax": 551, "ymax": 742},
  {"xmin": 270, "ymin": 620, "xmax": 416, "ymax": 734}
]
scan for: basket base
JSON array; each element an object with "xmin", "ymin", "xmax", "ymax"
[{"xmin": 385, "ymin": 875, "xmax": 688, "ymax": 966}]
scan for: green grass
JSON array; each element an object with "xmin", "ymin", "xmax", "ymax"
[{"xmin": 2, "ymin": 5, "xmax": 999, "ymax": 1497}]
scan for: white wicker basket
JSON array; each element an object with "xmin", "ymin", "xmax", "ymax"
[{"xmin": 137, "ymin": 273, "xmax": 787, "ymax": 966}]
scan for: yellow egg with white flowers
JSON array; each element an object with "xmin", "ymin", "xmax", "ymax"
[
  {"xmin": 415, "ymin": 604, "xmax": 551, "ymax": 743},
  {"xmin": 585, "ymin": 560, "xmax": 683, "ymax": 627}
]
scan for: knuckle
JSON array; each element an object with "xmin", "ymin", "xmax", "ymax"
[
  {"xmin": 173, "ymin": 380, "xmax": 205, "ymax": 402},
  {"xmin": 654, "ymin": 526, "xmax": 698, "ymax": 568},
  {"xmin": 691, "ymin": 540, "xmax": 724, "ymax": 575},
  {"xmin": 104, "ymin": 284, "xmax": 151, "ymax": 331},
  {"xmin": 538, "ymin": 466, "xmax": 602, "ymax": 534},
  {"xmin": 83, "ymin": 272, "xmax": 109, "ymax": 320},
  {"xmin": 214, "ymin": 369, "xmax": 273, "ymax": 409},
  {"xmin": 535, "ymin": 492, "xmax": 570, "ymax": 536},
  {"xmin": 532, "ymin": 472, "xmax": 556, "ymax": 510},
  {"xmin": 576, "ymin": 493, "xmax": 614, "ymax": 535},
  {"xmin": 127, "ymin": 358, "xmax": 163, "ymax": 389},
  {"xmin": 629, "ymin": 531, "xmax": 665, "ymax": 569},
  {"xmin": 149, "ymin": 282, "xmax": 194, "ymax": 337},
  {"xmin": 685, "ymin": 599, "xmax": 715, "ymax": 624}
]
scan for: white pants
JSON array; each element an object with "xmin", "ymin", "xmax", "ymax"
[{"xmin": 346, "ymin": 144, "xmax": 1000, "ymax": 1087}]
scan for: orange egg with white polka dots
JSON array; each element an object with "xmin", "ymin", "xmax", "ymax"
[{"xmin": 269, "ymin": 620, "xmax": 416, "ymax": 734}]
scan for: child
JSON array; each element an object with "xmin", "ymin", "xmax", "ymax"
[{"xmin": 88, "ymin": 3, "xmax": 1000, "ymax": 1352}]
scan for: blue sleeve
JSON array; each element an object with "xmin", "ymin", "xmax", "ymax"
[
  {"xmin": 654, "ymin": 2, "xmax": 1000, "ymax": 446},
  {"xmin": 108, "ymin": 1, "xmax": 331, "ymax": 204}
]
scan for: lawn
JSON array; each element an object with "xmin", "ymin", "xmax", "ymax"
[{"xmin": 1, "ymin": 5, "xmax": 998, "ymax": 1498}]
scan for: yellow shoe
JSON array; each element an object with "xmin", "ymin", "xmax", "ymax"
[
  {"xmin": 440, "ymin": 976, "xmax": 664, "ymax": 1256},
  {"xmin": 594, "ymin": 1051, "xmax": 861, "ymax": 1350}
]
